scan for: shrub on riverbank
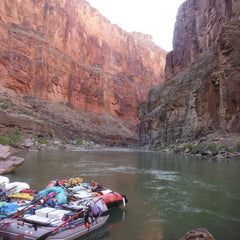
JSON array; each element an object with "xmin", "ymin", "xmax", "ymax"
[
  {"xmin": 152, "ymin": 133, "xmax": 240, "ymax": 159},
  {"xmin": 37, "ymin": 137, "xmax": 51, "ymax": 146},
  {"xmin": 0, "ymin": 129, "xmax": 25, "ymax": 147}
]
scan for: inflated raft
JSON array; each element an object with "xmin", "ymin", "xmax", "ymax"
[
  {"xmin": 0, "ymin": 175, "xmax": 30, "ymax": 193},
  {"xmin": 0, "ymin": 176, "xmax": 10, "ymax": 185},
  {"xmin": 6, "ymin": 181, "xmax": 30, "ymax": 192},
  {"xmin": 96, "ymin": 190, "xmax": 128, "ymax": 208},
  {"xmin": 38, "ymin": 187, "xmax": 68, "ymax": 205},
  {"xmin": 72, "ymin": 188, "xmax": 128, "ymax": 208},
  {"xmin": 47, "ymin": 178, "xmax": 128, "ymax": 209},
  {"xmin": 0, "ymin": 198, "xmax": 109, "ymax": 240},
  {"xmin": 0, "ymin": 214, "xmax": 109, "ymax": 240},
  {"xmin": 0, "ymin": 176, "xmax": 32, "ymax": 209}
]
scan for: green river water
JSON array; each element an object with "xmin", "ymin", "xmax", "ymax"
[{"xmin": 5, "ymin": 149, "xmax": 240, "ymax": 240}]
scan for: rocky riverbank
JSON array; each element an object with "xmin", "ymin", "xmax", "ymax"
[
  {"xmin": 150, "ymin": 132, "xmax": 240, "ymax": 159},
  {"xmin": 0, "ymin": 145, "xmax": 24, "ymax": 174},
  {"xmin": 18, "ymin": 137, "xmax": 107, "ymax": 152},
  {"xmin": 0, "ymin": 138, "xmax": 110, "ymax": 174},
  {"xmin": 0, "ymin": 87, "xmax": 138, "ymax": 147}
]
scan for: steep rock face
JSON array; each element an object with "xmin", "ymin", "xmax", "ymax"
[
  {"xmin": 165, "ymin": 0, "xmax": 240, "ymax": 80},
  {"xmin": 138, "ymin": 0, "xmax": 240, "ymax": 146},
  {"xmin": 0, "ymin": 0, "xmax": 166, "ymax": 123}
]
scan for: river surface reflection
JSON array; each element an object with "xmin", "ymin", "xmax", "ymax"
[{"xmin": 6, "ymin": 149, "xmax": 240, "ymax": 240}]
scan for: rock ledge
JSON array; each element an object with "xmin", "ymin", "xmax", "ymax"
[{"xmin": 0, "ymin": 144, "xmax": 24, "ymax": 174}]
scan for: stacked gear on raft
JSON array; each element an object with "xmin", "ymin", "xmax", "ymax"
[{"xmin": 0, "ymin": 175, "xmax": 128, "ymax": 240}]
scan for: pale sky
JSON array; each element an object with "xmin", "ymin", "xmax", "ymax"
[{"xmin": 87, "ymin": 0, "xmax": 185, "ymax": 51}]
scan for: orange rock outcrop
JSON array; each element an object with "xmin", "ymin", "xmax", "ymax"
[{"xmin": 0, "ymin": 0, "xmax": 166, "ymax": 122}]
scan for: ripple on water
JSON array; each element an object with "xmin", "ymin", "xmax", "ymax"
[
  {"xmin": 105, "ymin": 166, "xmax": 137, "ymax": 174},
  {"xmin": 75, "ymin": 165, "xmax": 138, "ymax": 177},
  {"xmin": 191, "ymin": 179, "xmax": 240, "ymax": 201},
  {"xmin": 142, "ymin": 169, "xmax": 180, "ymax": 182},
  {"xmin": 192, "ymin": 180, "xmax": 218, "ymax": 191},
  {"xmin": 145, "ymin": 186, "xmax": 168, "ymax": 191}
]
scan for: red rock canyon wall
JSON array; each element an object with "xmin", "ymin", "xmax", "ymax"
[{"xmin": 0, "ymin": 0, "xmax": 166, "ymax": 122}]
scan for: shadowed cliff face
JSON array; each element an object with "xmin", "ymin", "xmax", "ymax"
[
  {"xmin": 138, "ymin": 0, "xmax": 240, "ymax": 146},
  {"xmin": 0, "ymin": 0, "xmax": 166, "ymax": 122},
  {"xmin": 165, "ymin": 0, "xmax": 239, "ymax": 80}
]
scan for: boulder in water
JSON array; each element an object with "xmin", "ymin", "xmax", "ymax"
[{"xmin": 179, "ymin": 228, "xmax": 215, "ymax": 240}]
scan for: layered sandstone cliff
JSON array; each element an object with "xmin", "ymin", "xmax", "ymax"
[
  {"xmin": 138, "ymin": 0, "xmax": 240, "ymax": 146},
  {"xmin": 0, "ymin": 0, "xmax": 166, "ymax": 144},
  {"xmin": 0, "ymin": 0, "xmax": 166, "ymax": 121}
]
